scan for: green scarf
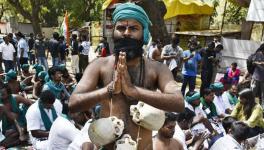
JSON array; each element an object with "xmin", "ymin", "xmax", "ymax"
[
  {"xmin": 38, "ymin": 100, "xmax": 57, "ymax": 131},
  {"xmin": 227, "ymin": 92, "xmax": 238, "ymax": 106},
  {"xmin": 45, "ymin": 80, "xmax": 64, "ymax": 99},
  {"xmin": 200, "ymin": 97, "xmax": 218, "ymax": 119},
  {"xmin": 1, "ymin": 95, "xmax": 26, "ymax": 133}
]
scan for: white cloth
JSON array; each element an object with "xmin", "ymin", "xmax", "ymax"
[
  {"xmin": 17, "ymin": 38, "xmax": 29, "ymax": 58},
  {"xmin": 210, "ymin": 135, "xmax": 242, "ymax": 150},
  {"xmin": 68, "ymin": 120, "xmax": 92, "ymax": 150},
  {"xmin": 213, "ymin": 95, "xmax": 227, "ymax": 116},
  {"xmin": 148, "ymin": 45, "xmax": 157, "ymax": 59},
  {"xmin": 47, "ymin": 116, "xmax": 80, "ymax": 150},
  {"xmin": 26, "ymin": 100, "xmax": 63, "ymax": 150},
  {"xmin": 222, "ymin": 91, "xmax": 234, "ymax": 110},
  {"xmin": 173, "ymin": 124, "xmax": 188, "ymax": 150},
  {"xmin": 81, "ymin": 41, "xmax": 90, "ymax": 55},
  {"xmin": 185, "ymin": 102, "xmax": 208, "ymax": 132},
  {"xmin": 0, "ymin": 42, "xmax": 16, "ymax": 60},
  {"xmin": 71, "ymin": 55, "xmax": 79, "ymax": 74}
]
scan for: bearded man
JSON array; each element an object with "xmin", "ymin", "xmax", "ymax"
[{"xmin": 69, "ymin": 3, "xmax": 184, "ymax": 150}]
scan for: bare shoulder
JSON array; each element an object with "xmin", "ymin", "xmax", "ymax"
[
  {"xmin": 76, "ymin": 56, "xmax": 115, "ymax": 92},
  {"xmin": 145, "ymin": 58, "xmax": 168, "ymax": 72}
]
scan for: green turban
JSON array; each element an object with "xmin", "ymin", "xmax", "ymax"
[
  {"xmin": 21, "ymin": 64, "xmax": 30, "ymax": 70},
  {"xmin": 38, "ymin": 71, "xmax": 47, "ymax": 80},
  {"xmin": 33, "ymin": 64, "xmax": 44, "ymax": 75},
  {"xmin": 5, "ymin": 70, "xmax": 17, "ymax": 81},
  {"xmin": 210, "ymin": 82, "xmax": 224, "ymax": 91},
  {"xmin": 185, "ymin": 92, "xmax": 200, "ymax": 103},
  {"xmin": 58, "ymin": 64, "xmax": 66, "ymax": 70},
  {"xmin": 112, "ymin": 2, "xmax": 152, "ymax": 44}
]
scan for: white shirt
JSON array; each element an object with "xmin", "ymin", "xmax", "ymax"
[
  {"xmin": 213, "ymin": 95, "xmax": 227, "ymax": 116},
  {"xmin": 185, "ymin": 102, "xmax": 208, "ymax": 132},
  {"xmin": 0, "ymin": 42, "xmax": 15, "ymax": 60},
  {"xmin": 26, "ymin": 100, "xmax": 62, "ymax": 149},
  {"xmin": 68, "ymin": 120, "xmax": 92, "ymax": 150},
  {"xmin": 17, "ymin": 38, "xmax": 29, "ymax": 58},
  {"xmin": 81, "ymin": 41, "xmax": 90, "ymax": 55},
  {"xmin": 47, "ymin": 116, "xmax": 80, "ymax": 150},
  {"xmin": 173, "ymin": 124, "xmax": 188, "ymax": 150},
  {"xmin": 210, "ymin": 135, "xmax": 242, "ymax": 150},
  {"xmin": 222, "ymin": 91, "xmax": 235, "ymax": 110}
]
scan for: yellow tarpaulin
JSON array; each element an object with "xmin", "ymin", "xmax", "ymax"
[
  {"xmin": 163, "ymin": 0, "xmax": 213, "ymax": 19},
  {"xmin": 102, "ymin": 0, "xmax": 214, "ymax": 19}
]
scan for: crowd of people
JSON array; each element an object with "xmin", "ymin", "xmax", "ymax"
[{"xmin": 0, "ymin": 2, "xmax": 264, "ymax": 150}]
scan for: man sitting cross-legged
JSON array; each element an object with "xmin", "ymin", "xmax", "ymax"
[
  {"xmin": 0, "ymin": 82, "xmax": 33, "ymax": 148},
  {"xmin": 26, "ymin": 90, "xmax": 62, "ymax": 150}
]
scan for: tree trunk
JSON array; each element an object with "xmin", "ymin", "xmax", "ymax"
[{"xmin": 137, "ymin": 0, "xmax": 170, "ymax": 44}]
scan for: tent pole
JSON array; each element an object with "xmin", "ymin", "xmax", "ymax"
[{"xmin": 220, "ymin": 0, "xmax": 228, "ymax": 36}]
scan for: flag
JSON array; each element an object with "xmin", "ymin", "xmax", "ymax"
[{"xmin": 60, "ymin": 11, "xmax": 70, "ymax": 46}]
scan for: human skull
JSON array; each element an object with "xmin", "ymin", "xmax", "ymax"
[
  {"xmin": 115, "ymin": 134, "xmax": 137, "ymax": 150},
  {"xmin": 130, "ymin": 102, "xmax": 165, "ymax": 131},
  {"xmin": 88, "ymin": 116, "xmax": 124, "ymax": 146}
]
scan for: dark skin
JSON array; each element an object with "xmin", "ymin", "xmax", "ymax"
[
  {"xmin": 69, "ymin": 19, "xmax": 184, "ymax": 150},
  {"xmin": 154, "ymin": 121, "xmax": 183, "ymax": 150},
  {"xmin": 31, "ymin": 101, "xmax": 54, "ymax": 138},
  {"xmin": 0, "ymin": 88, "xmax": 33, "ymax": 146},
  {"xmin": 32, "ymin": 80, "xmax": 45, "ymax": 99}
]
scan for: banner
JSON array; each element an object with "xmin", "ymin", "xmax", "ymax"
[
  {"xmin": 221, "ymin": 38, "xmax": 262, "ymax": 71},
  {"xmin": 59, "ymin": 11, "xmax": 70, "ymax": 45},
  {"xmin": 246, "ymin": 0, "xmax": 264, "ymax": 22}
]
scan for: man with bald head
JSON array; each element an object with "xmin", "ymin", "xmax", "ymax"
[{"xmin": 69, "ymin": 2, "xmax": 184, "ymax": 150}]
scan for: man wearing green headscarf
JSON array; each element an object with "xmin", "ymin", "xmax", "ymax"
[
  {"xmin": 32, "ymin": 71, "xmax": 47, "ymax": 99},
  {"xmin": 69, "ymin": 3, "xmax": 184, "ymax": 149},
  {"xmin": 21, "ymin": 64, "xmax": 32, "ymax": 80}
]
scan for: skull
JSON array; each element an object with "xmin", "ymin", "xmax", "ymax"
[
  {"xmin": 130, "ymin": 102, "xmax": 165, "ymax": 131},
  {"xmin": 88, "ymin": 116, "xmax": 124, "ymax": 146},
  {"xmin": 115, "ymin": 134, "xmax": 137, "ymax": 150}
]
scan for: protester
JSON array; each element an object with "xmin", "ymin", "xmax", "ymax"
[
  {"xmin": 222, "ymin": 85, "xmax": 239, "ymax": 112},
  {"xmin": 21, "ymin": 64, "xmax": 32, "ymax": 80},
  {"xmin": 231, "ymin": 88, "xmax": 264, "ymax": 137},
  {"xmin": 210, "ymin": 121, "xmax": 250, "ymax": 150},
  {"xmin": 28, "ymin": 33, "xmax": 36, "ymax": 65},
  {"xmin": 210, "ymin": 82, "xmax": 229, "ymax": 116},
  {"xmin": 162, "ymin": 34, "xmax": 184, "ymax": 80},
  {"xmin": 48, "ymin": 32, "xmax": 60, "ymax": 67},
  {"xmin": 174, "ymin": 108, "xmax": 207, "ymax": 150},
  {"xmin": 35, "ymin": 34, "xmax": 49, "ymax": 71},
  {"xmin": 69, "ymin": 3, "xmax": 184, "ymax": 149},
  {"xmin": 43, "ymin": 66, "xmax": 70, "ymax": 114},
  {"xmin": 0, "ymin": 83, "xmax": 32, "ymax": 148},
  {"xmin": 26, "ymin": 90, "xmax": 63, "ymax": 150},
  {"xmin": 58, "ymin": 36, "xmax": 67, "ymax": 65},
  {"xmin": 249, "ymin": 44, "xmax": 264, "ymax": 108},
  {"xmin": 185, "ymin": 91, "xmax": 215, "ymax": 134},
  {"xmin": 16, "ymin": 32, "xmax": 29, "ymax": 72},
  {"xmin": 211, "ymin": 44, "xmax": 223, "ymax": 83},
  {"xmin": 181, "ymin": 36, "xmax": 202, "ymax": 96},
  {"xmin": 200, "ymin": 42, "xmax": 216, "ymax": 96},
  {"xmin": 70, "ymin": 34, "xmax": 79, "ymax": 74},
  {"xmin": 151, "ymin": 41, "xmax": 163, "ymax": 62},
  {"xmin": 0, "ymin": 36, "xmax": 16, "ymax": 73},
  {"xmin": 32, "ymin": 71, "xmax": 47, "ymax": 99},
  {"xmin": 153, "ymin": 112, "xmax": 184, "ymax": 150},
  {"xmin": 220, "ymin": 62, "xmax": 241, "ymax": 90},
  {"xmin": 79, "ymin": 35, "xmax": 90, "ymax": 73},
  {"xmin": 47, "ymin": 111, "xmax": 91, "ymax": 150}
]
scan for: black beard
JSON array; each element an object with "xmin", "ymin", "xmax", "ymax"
[{"xmin": 113, "ymin": 37, "xmax": 144, "ymax": 61}]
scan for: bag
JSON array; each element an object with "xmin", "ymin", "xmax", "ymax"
[{"xmin": 101, "ymin": 47, "xmax": 107, "ymax": 57}]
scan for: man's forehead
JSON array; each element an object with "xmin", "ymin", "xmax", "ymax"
[{"xmin": 115, "ymin": 19, "xmax": 142, "ymax": 27}]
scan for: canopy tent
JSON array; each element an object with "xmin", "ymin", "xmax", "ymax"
[
  {"xmin": 102, "ymin": 0, "xmax": 214, "ymax": 19},
  {"xmin": 163, "ymin": 0, "xmax": 214, "ymax": 19},
  {"xmin": 227, "ymin": 0, "xmax": 251, "ymax": 7}
]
